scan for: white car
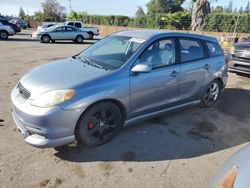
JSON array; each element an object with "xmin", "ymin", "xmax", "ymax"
[{"xmin": 0, "ymin": 19, "xmax": 15, "ymax": 39}]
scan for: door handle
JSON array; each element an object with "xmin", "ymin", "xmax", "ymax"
[
  {"xmin": 170, "ymin": 71, "xmax": 179, "ymax": 77},
  {"xmin": 204, "ymin": 64, "xmax": 210, "ymax": 70}
]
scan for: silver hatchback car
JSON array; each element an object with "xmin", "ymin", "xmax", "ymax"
[{"xmin": 11, "ymin": 30, "xmax": 228, "ymax": 148}]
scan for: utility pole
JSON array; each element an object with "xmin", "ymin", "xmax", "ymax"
[
  {"xmin": 68, "ymin": 0, "xmax": 72, "ymax": 12},
  {"xmin": 233, "ymin": 13, "xmax": 240, "ymax": 38}
]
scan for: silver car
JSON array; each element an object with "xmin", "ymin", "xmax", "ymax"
[
  {"xmin": 31, "ymin": 25, "xmax": 89, "ymax": 43},
  {"xmin": 11, "ymin": 30, "xmax": 228, "ymax": 148}
]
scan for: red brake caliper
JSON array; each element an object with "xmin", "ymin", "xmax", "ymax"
[{"xmin": 88, "ymin": 122, "xmax": 94, "ymax": 129}]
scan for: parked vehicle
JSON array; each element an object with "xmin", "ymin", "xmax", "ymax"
[
  {"xmin": 11, "ymin": 30, "xmax": 228, "ymax": 148},
  {"xmin": 10, "ymin": 23, "xmax": 21, "ymax": 33},
  {"xmin": 0, "ymin": 19, "xmax": 15, "ymax": 39},
  {"xmin": 9, "ymin": 19, "xmax": 28, "ymax": 29},
  {"xmin": 31, "ymin": 25, "xmax": 90, "ymax": 43},
  {"xmin": 36, "ymin": 23, "xmax": 56, "ymax": 32},
  {"xmin": 209, "ymin": 144, "xmax": 250, "ymax": 188},
  {"xmin": 228, "ymin": 38, "xmax": 250, "ymax": 74},
  {"xmin": 64, "ymin": 21, "xmax": 99, "ymax": 39}
]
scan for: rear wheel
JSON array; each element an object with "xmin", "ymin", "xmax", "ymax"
[
  {"xmin": 0, "ymin": 30, "xmax": 9, "ymax": 39},
  {"xmin": 41, "ymin": 35, "xmax": 50, "ymax": 43},
  {"xmin": 201, "ymin": 80, "xmax": 220, "ymax": 107},
  {"xmin": 75, "ymin": 35, "xmax": 83, "ymax": 43},
  {"xmin": 76, "ymin": 102, "xmax": 122, "ymax": 146}
]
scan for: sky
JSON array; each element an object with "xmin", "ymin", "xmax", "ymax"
[{"xmin": 0, "ymin": 0, "xmax": 249, "ymax": 17}]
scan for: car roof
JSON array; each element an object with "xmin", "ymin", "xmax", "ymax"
[{"xmin": 113, "ymin": 30, "xmax": 218, "ymax": 43}]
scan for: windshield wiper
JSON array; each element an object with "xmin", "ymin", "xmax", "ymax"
[{"xmin": 78, "ymin": 57, "xmax": 107, "ymax": 70}]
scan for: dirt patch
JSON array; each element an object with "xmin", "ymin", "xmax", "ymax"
[
  {"xmin": 187, "ymin": 120, "xmax": 217, "ymax": 141},
  {"xmin": 128, "ymin": 168, "xmax": 133, "ymax": 172},
  {"xmin": 51, "ymin": 178, "xmax": 63, "ymax": 188},
  {"xmin": 147, "ymin": 116, "xmax": 169, "ymax": 126},
  {"xmin": 120, "ymin": 151, "xmax": 136, "ymax": 161},
  {"xmin": 98, "ymin": 162, "xmax": 114, "ymax": 171},
  {"xmin": 73, "ymin": 166, "xmax": 86, "ymax": 178},
  {"xmin": 40, "ymin": 179, "xmax": 50, "ymax": 187},
  {"xmin": 168, "ymin": 128, "xmax": 181, "ymax": 137}
]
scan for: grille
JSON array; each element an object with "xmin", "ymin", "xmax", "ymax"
[{"xmin": 18, "ymin": 82, "xmax": 31, "ymax": 99}]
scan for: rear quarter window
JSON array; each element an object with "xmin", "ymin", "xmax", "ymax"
[
  {"xmin": 179, "ymin": 39, "xmax": 204, "ymax": 62},
  {"xmin": 206, "ymin": 42, "xmax": 223, "ymax": 57}
]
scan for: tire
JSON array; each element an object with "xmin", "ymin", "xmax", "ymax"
[
  {"xmin": 75, "ymin": 35, "xmax": 83, "ymax": 43},
  {"xmin": 0, "ymin": 30, "xmax": 9, "ymax": 39},
  {"xmin": 201, "ymin": 80, "xmax": 220, "ymax": 108},
  {"xmin": 41, "ymin": 35, "xmax": 51, "ymax": 43},
  {"xmin": 76, "ymin": 102, "xmax": 122, "ymax": 147},
  {"xmin": 88, "ymin": 32, "xmax": 94, "ymax": 39}
]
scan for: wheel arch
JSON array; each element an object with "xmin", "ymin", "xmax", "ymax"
[{"xmin": 75, "ymin": 98, "xmax": 127, "ymax": 132}]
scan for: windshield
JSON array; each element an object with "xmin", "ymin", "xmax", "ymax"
[{"xmin": 77, "ymin": 35, "xmax": 145, "ymax": 69}]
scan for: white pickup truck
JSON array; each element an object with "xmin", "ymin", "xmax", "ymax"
[{"xmin": 64, "ymin": 21, "xmax": 99, "ymax": 39}]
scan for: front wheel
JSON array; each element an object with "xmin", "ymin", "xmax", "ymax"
[
  {"xmin": 76, "ymin": 102, "xmax": 122, "ymax": 147},
  {"xmin": 201, "ymin": 80, "xmax": 220, "ymax": 108},
  {"xmin": 41, "ymin": 35, "xmax": 50, "ymax": 43},
  {"xmin": 75, "ymin": 35, "xmax": 83, "ymax": 43}
]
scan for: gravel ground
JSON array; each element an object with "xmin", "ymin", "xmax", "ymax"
[{"xmin": 0, "ymin": 34, "xmax": 250, "ymax": 188}]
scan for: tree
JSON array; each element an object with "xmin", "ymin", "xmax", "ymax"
[
  {"xmin": 226, "ymin": 0, "xmax": 233, "ymax": 13},
  {"xmin": 191, "ymin": 0, "xmax": 211, "ymax": 31},
  {"xmin": 244, "ymin": 2, "xmax": 250, "ymax": 13},
  {"xmin": 212, "ymin": 6, "xmax": 223, "ymax": 13},
  {"xmin": 147, "ymin": 0, "xmax": 185, "ymax": 14},
  {"xmin": 19, "ymin": 7, "xmax": 25, "ymax": 19},
  {"xmin": 41, "ymin": 0, "xmax": 66, "ymax": 21},
  {"xmin": 134, "ymin": 6, "xmax": 146, "ymax": 27},
  {"xmin": 239, "ymin": 6, "xmax": 243, "ymax": 13}
]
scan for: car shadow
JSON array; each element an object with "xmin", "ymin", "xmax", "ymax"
[
  {"xmin": 54, "ymin": 88, "xmax": 250, "ymax": 162},
  {"xmin": 2, "ymin": 38, "xmax": 36, "ymax": 42}
]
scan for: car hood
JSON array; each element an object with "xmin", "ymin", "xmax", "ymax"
[
  {"xmin": 235, "ymin": 42, "xmax": 250, "ymax": 49},
  {"xmin": 20, "ymin": 58, "xmax": 111, "ymax": 99}
]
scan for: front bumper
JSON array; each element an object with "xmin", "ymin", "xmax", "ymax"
[
  {"xmin": 31, "ymin": 33, "xmax": 41, "ymax": 40},
  {"xmin": 11, "ymin": 85, "xmax": 84, "ymax": 148},
  {"xmin": 228, "ymin": 56, "xmax": 250, "ymax": 74}
]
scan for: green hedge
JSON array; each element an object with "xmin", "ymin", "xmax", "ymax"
[
  {"xmin": 203, "ymin": 13, "xmax": 250, "ymax": 33},
  {"xmin": 68, "ymin": 12, "xmax": 250, "ymax": 33}
]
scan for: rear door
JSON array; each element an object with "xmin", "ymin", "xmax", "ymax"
[{"xmin": 178, "ymin": 38, "xmax": 211, "ymax": 104}]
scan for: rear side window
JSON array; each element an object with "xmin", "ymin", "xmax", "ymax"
[
  {"xmin": 179, "ymin": 39, "xmax": 204, "ymax": 62},
  {"xmin": 75, "ymin": 22, "xmax": 81, "ymax": 28},
  {"xmin": 206, "ymin": 42, "xmax": 223, "ymax": 57}
]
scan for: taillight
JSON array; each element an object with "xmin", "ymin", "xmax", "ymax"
[{"xmin": 224, "ymin": 53, "xmax": 229, "ymax": 64}]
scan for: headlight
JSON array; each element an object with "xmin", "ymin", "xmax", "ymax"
[{"xmin": 31, "ymin": 89, "xmax": 75, "ymax": 108}]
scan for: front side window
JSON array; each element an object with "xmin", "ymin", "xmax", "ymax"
[
  {"xmin": 78, "ymin": 35, "xmax": 145, "ymax": 69},
  {"xmin": 206, "ymin": 42, "xmax": 223, "ymax": 57},
  {"xmin": 140, "ymin": 38, "xmax": 176, "ymax": 68},
  {"xmin": 179, "ymin": 39, "xmax": 204, "ymax": 62},
  {"xmin": 68, "ymin": 22, "xmax": 74, "ymax": 26},
  {"xmin": 55, "ymin": 27, "xmax": 63, "ymax": 32}
]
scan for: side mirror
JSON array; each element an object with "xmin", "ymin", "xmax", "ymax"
[{"xmin": 131, "ymin": 61, "xmax": 152, "ymax": 73}]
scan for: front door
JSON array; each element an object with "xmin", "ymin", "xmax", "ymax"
[{"xmin": 129, "ymin": 38, "xmax": 180, "ymax": 118}]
